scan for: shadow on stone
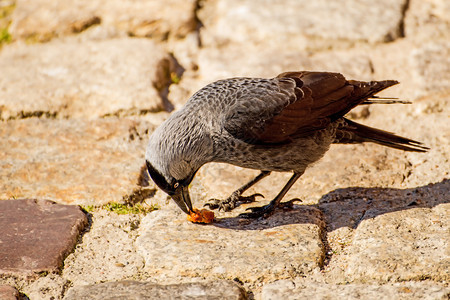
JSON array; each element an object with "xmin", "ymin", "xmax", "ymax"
[
  {"xmin": 213, "ymin": 179, "xmax": 449, "ymax": 231},
  {"xmin": 318, "ymin": 179, "xmax": 449, "ymax": 232},
  {"xmin": 213, "ymin": 205, "xmax": 323, "ymax": 231}
]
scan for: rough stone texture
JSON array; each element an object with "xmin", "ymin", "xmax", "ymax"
[
  {"xmin": 64, "ymin": 280, "xmax": 247, "ymax": 300},
  {"xmin": 0, "ymin": 285, "xmax": 19, "ymax": 300},
  {"xmin": 1, "ymin": 0, "xmax": 450, "ymax": 298},
  {"xmin": 62, "ymin": 211, "xmax": 145, "ymax": 286},
  {"xmin": 136, "ymin": 207, "xmax": 325, "ymax": 283},
  {"xmin": 410, "ymin": 41, "xmax": 450, "ymax": 96},
  {"xmin": 21, "ymin": 275, "xmax": 67, "ymax": 300},
  {"xmin": 320, "ymin": 180, "xmax": 449, "ymax": 283},
  {"xmin": 199, "ymin": 0, "xmax": 406, "ymax": 49},
  {"xmin": 404, "ymin": 0, "xmax": 450, "ymax": 41},
  {"xmin": 0, "ymin": 118, "xmax": 154, "ymax": 205},
  {"xmin": 0, "ymin": 38, "xmax": 174, "ymax": 120},
  {"xmin": 9, "ymin": 0, "xmax": 198, "ymax": 42},
  {"xmin": 260, "ymin": 279, "xmax": 450, "ymax": 300},
  {"xmin": 0, "ymin": 199, "xmax": 87, "ymax": 277}
]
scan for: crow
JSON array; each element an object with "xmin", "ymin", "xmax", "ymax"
[{"xmin": 145, "ymin": 71, "xmax": 428, "ymax": 218}]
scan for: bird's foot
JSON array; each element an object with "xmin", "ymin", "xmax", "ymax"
[
  {"xmin": 238, "ymin": 198, "xmax": 302, "ymax": 219},
  {"xmin": 204, "ymin": 192, "xmax": 264, "ymax": 212}
]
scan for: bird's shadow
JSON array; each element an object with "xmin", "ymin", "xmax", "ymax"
[{"xmin": 212, "ymin": 179, "xmax": 449, "ymax": 231}]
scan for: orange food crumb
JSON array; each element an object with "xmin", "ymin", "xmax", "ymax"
[{"xmin": 187, "ymin": 208, "xmax": 215, "ymax": 224}]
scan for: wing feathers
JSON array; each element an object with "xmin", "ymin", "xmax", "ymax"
[{"xmin": 223, "ymin": 72, "xmax": 424, "ymax": 152}]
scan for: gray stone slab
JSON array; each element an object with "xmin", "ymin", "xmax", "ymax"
[
  {"xmin": 261, "ymin": 279, "xmax": 450, "ymax": 300},
  {"xmin": 10, "ymin": 0, "xmax": 197, "ymax": 41},
  {"xmin": 405, "ymin": 0, "xmax": 450, "ymax": 41},
  {"xmin": 320, "ymin": 180, "xmax": 450, "ymax": 283},
  {"xmin": 199, "ymin": 0, "xmax": 406, "ymax": 48},
  {"xmin": 0, "ymin": 199, "xmax": 87, "ymax": 277},
  {"xmin": 136, "ymin": 207, "xmax": 325, "ymax": 283},
  {"xmin": 62, "ymin": 211, "xmax": 146, "ymax": 286},
  {"xmin": 0, "ymin": 285, "xmax": 19, "ymax": 300},
  {"xmin": 0, "ymin": 118, "xmax": 155, "ymax": 205},
  {"xmin": 0, "ymin": 38, "xmax": 173, "ymax": 120},
  {"xmin": 64, "ymin": 280, "xmax": 247, "ymax": 300}
]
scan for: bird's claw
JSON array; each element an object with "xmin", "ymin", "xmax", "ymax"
[
  {"xmin": 239, "ymin": 203, "xmax": 275, "ymax": 219},
  {"xmin": 280, "ymin": 198, "xmax": 302, "ymax": 208},
  {"xmin": 238, "ymin": 198, "xmax": 303, "ymax": 219},
  {"xmin": 204, "ymin": 193, "xmax": 264, "ymax": 212}
]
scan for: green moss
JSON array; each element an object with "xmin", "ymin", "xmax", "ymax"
[
  {"xmin": 0, "ymin": 1, "xmax": 15, "ymax": 45},
  {"xmin": 81, "ymin": 205, "xmax": 95, "ymax": 213},
  {"xmin": 0, "ymin": 27, "xmax": 11, "ymax": 43},
  {"xmin": 81, "ymin": 202, "xmax": 159, "ymax": 215},
  {"xmin": 170, "ymin": 72, "xmax": 181, "ymax": 84}
]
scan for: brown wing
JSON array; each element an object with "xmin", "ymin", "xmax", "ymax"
[{"xmin": 257, "ymin": 71, "xmax": 398, "ymax": 143}]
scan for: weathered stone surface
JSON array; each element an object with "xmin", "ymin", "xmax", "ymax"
[
  {"xmin": 0, "ymin": 285, "xmax": 19, "ymax": 300},
  {"xmin": 0, "ymin": 118, "xmax": 154, "ymax": 205},
  {"xmin": 198, "ymin": 0, "xmax": 406, "ymax": 49},
  {"xmin": 62, "ymin": 211, "xmax": 145, "ymax": 285},
  {"xmin": 0, "ymin": 38, "xmax": 174, "ymax": 120},
  {"xmin": 136, "ymin": 207, "xmax": 325, "ymax": 283},
  {"xmin": 363, "ymin": 39, "xmax": 450, "ymax": 100},
  {"xmin": 0, "ymin": 199, "xmax": 87, "ymax": 277},
  {"xmin": 261, "ymin": 279, "xmax": 450, "ymax": 300},
  {"xmin": 22, "ymin": 275, "xmax": 67, "ymax": 300},
  {"xmin": 320, "ymin": 180, "xmax": 449, "ymax": 283},
  {"xmin": 10, "ymin": 0, "xmax": 197, "ymax": 42},
  {"xmin": 405, "ymin": 0, "xmax": 450, "ymax": 41},
  {"xmin": 410, "ymin": 41, "xmax": 450, "ymax": 95},
  {"xmin": 64, "ymin": 280, "xmax": 246, "ymax": 300}
]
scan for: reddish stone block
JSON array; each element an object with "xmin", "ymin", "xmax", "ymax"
[{"xmin": 0, "ymin": 199, "xmax": 87, "ymax": 277}]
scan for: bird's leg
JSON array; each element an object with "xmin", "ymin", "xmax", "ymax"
[
  {"xmin": 239, "ymin": 171, "xmax": 304, "ymax": 219},
  {"xmin": 204, "ymin": 170, "xmax": 271, "ymax": 211}
]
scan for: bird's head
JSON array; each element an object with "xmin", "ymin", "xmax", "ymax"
[
  {"xmin": 145, "ymin": 118, "xmax": 212, "ymax": 214},
  {"xmin": 145, "ymin": 159, "xmax": 195, "ymax": 214}
]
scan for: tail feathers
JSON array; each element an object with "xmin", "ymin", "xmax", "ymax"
[
  {"xmin": 362, "ymin": 95, "xmax": 411, "ymax": 105},
  {"xmin": 330, "ymin": 80, "xmax": 399, "ymax": 121},
  {"xmin": 335, "ymin": 118, "xmax": 429, "ymax": 152}
]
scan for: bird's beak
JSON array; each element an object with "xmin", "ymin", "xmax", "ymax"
[{"xmin": 171, "ymin": 185, "xmax": 193, "ymax": 214}]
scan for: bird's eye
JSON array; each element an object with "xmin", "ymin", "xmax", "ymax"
[{"xmin": 173, "ymin": 182, "xmax": 179, "ymax": 189}]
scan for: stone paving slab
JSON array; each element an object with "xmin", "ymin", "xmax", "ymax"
[
  {"xmin": 0, "ymin": 118, "xmax": 154, "ymax": 205},
  {"xmin": 64, "ymin": 280, "xmax": 247, "ymax": 300},
  {"xmin": 198, "ymin": 0, "xmax": 406, "ymax": 49},
  {"xmin": 0, "ymin": 37, "xmax": 173, "ymax": 120},
  {"xmin": 10, "ymin": 0, "xmax": 197, "ymax": 42},
  {"xmin": 62, "ymin": 211, "xmax": 145, "ymax": 286},
  {"xmin": 405, "ymin": 0, "xmax": 450, "ymax": 41},
  {"xmin": 0, "ymin": 199, "xmax": 87, "ymax": 277},
  {"xmin": 0, "ymin": 285, "xmax": 19, "ymax": 300},
  {"xmin": 260, "ymin": 279, "xmax": 450, "ymax": 300},
  {"xmin": 320, "ymin": 180, "xmax": 449, "ymax": 283},
  {"xmin": 136, "ymin": 207, "xmax": 325, "ymax": 283}
]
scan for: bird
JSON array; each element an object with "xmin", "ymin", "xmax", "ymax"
[{"xmin": 145, "ymin": 71, "xmax": 428, "ymax": 218}]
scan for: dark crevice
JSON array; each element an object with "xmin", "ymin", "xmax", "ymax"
[
  {"xmin": 383, "ymin": 0, "xmax": 410, "ymax": 42},
  {"xmin": 70, "ymin": 16, "xmax": 102, "ymax": 34},
  {"xmin": 101, "ymin": 107, "xmax": 165, "ymax": 118},
  {"xmin": 5, "ymin": 110, "xmax": 59, "ymax": 121},
  {"xmin": 152, "ymin": 53, "xmax": 185, "ymax": 112},
  {"xmin": 123, "ymin": 188, "xmax": 157, "ymax": 205},
  {"xmin": 193, "ymin": 0, "xmax": 205, "ymax": 48},
  {"xmin": 318, "ymin": 208, "xmax": 332, "ymax": 270},
  {"xmin": 399, "ymin": 0, "xmax": 410, "ymax": 38}
]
